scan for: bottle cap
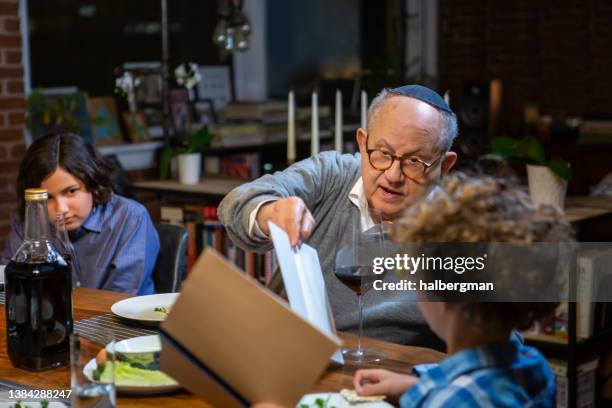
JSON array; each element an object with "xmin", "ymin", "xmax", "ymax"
[{"xmin": 24, "ymin": 188, "xmax": 48, "ymax": 201}]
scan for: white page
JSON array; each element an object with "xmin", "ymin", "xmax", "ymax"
[{"xmin": 269, "ymin": 222, "xmax": 343, "ymax": 364}]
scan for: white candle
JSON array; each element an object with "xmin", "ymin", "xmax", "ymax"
[
  {"xmin": 311, "ymin": 91, "xmax": 319, "ymax": 156},
  {"xmin": 335, "ymin": 89, "xmax": 342, "ymax": 152},
  {"xmin": 361, "ymin": 90, "xmax": 367, "ymax": 130},
  {"xmin": 287, "ymin": 90, "xmax": 296, "ymax": 164}
]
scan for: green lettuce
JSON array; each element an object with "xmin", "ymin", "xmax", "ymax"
[{"xmin": 96, "ymin": 361, "xmax": 178, "ymax": 387}]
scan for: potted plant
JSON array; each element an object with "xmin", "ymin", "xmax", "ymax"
[
  {"xmin": 159, "ymin": 125, "xmax": 214, "ymax": 184},
  {"xmin": 490, "ymin": 136, "xmax": 572, "ymax": 208}
]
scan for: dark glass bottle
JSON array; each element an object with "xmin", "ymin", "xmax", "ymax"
[{"xmin": 5, "ymin": 188, "xmax": 73, "ymax": 371}]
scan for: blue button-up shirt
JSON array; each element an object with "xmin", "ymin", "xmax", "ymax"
[
  {"xmin": 1, "ymin": 194, "xmax": 159, "ymax": 295},
  {"xmin": 400, "ymin": 339, "xmax": 556, "ymax": 407}
]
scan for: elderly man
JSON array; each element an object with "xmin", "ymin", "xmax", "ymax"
[{"xmin": 218, "ymin": 85, "xmax": 458, "ymax": 346}]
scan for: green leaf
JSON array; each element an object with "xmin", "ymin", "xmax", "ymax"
[
  {"xmin": 516, "ymin": 137, "xmax": 546, "ymax": 165},
  {"xmin": 548, "ymin": 158, "xmax": 573, "ymax": 181},
  {"xmin": 187, "ymin": 125, "xmax": 214, "ymax": 153},
  {"xmin": 159, "ymin": 148, "xmax": 175, "ymax": 181},
  {"xmin": 490, "ymin": 136, "xmax": 518, "ymax": 157}
]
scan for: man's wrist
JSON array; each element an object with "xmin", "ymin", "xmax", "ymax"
[{"xmin": 255, "ymin": 202, "xmax": 274, "ymax": 236}]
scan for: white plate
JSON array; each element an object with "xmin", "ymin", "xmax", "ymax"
[
  {"xmin": 113, "ymin": 334, "xmax": 161, "ymax": 353},
  {"xmin": 111, "ymin": 293, "xmax": 179, "ymax": 324},
  {"xmin": 84, "ymin": 335, "xmax": 180, "ymax": 395},
  {"xmin": 297, "ymin": 393, "xmax": 393, "ymax": 408},
  {"xmin": 0, "ymin": 403, "xmax": 66, "ymax": 408}
]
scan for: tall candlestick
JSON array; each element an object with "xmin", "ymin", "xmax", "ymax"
[
  {"xmin": 360, "ymin": 90, "xmax": 367, "ymax": 130},
  {"xmin": 287, "ymin": 90, "xmax": 296, "ymax": 164},
  {"xmin": 335, "ymin": 89, "xmax": 343, "ymax": 152},
  {"xmin": 311, "ymin": 91, "xmax": 319, "ymax": 156}
]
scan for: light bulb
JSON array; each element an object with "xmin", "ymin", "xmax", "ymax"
[
  {"xmin": 235, "ymin": 28, "xmax": 249, "ymax": 51},
  {"xmin": 224, "ymin": 26, "xmax": 235, "ymax": 51},
  {"xmin": 212, "ymin": 19, "xmax": 227, "ymax": 46}
]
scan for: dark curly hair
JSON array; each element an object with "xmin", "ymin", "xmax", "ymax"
[
  {"xmin": 394, "ymin": 173, "xmax": 574, "ymax": 331},
  {"xmin": 16, "ymin": 133, "xmax": 113, "ymax": 221}
]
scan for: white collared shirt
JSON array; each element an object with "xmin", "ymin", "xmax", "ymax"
[{"xmin": 249, "ymin": 176, "xmax": 440, "ymax": 238}]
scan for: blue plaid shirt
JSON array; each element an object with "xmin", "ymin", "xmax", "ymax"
[{"xmin": 400, "ymin": 339, "xmax": 555, "ymax": 407}]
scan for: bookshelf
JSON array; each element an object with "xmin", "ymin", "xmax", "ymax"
[
  {"xmin": 523, "ymin": 260, "xmax": 612, "ymax": 406},
  {"xmin": 133, "ymin": 177, "xmax": 277, "ymax": 286}
]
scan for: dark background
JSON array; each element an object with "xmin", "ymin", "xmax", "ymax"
[{"xmin": 27, "ymin": 0, "xmax": 612, "ymax": 193}]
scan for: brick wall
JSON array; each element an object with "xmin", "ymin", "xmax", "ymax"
[
  {"xmin": 439, "ymin": 0, "xmax": 612, "ymax": 136},
  {"xmin": 0, "ymin": 0, "xmax": 24, "ymax": 250}
]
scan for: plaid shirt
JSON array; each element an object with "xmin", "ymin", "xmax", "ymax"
[{"xmin": 400, "ymin": 339, "xmax": 555, "ymax": 407}]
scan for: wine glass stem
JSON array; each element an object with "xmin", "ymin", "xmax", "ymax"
[{"xmin": 357, "ymin": 293, "xmax": 363, "ymax": 353}]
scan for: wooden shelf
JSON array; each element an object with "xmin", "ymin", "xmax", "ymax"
[{"xmin": 133, "ymin": 177, "xmax": 246, "ymax": 197}]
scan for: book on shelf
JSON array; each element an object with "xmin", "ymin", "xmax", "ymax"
[
  {"xmin": 223, "ymin": 100, "xmax": 331, "ymax": 124},
  {"xmin": 160, "ymin": 206, "xmax": 184, "ymax": 226},
  {"xmin": 160, "ymin": 204, "xmax": 277, "ymax": 283},
  {"xmin": 548, "ymin": 358, "xmax": 599, "ymax": 408},
  {"xmin": 223, "ymin": 100, "xmax": 288, "ymax": 121},
  {"xmin": 576, "ymin": 248, "xmax": 612, "ymax": 339},
  {"xmin": 579, "ymin": 120, "xmax": 612, "ymax": 144},
  {"xmin": 204, "ymin": 153, "xmax": 260, "ymax": 180}
]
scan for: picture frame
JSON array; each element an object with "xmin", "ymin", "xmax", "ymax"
[
  {"xmin": 122, "ymin": 112, "xmax": 150, "ymax": 143},
  {"xmin": 170, "ymin": 88, "xmax": 192, "ymax": 133},
  {"xmin": 136, "ymin": 73, "xmax": 163, "ymax": 105},
  {"xmin": 196, "ymin": 65, "xmax": 232, "ymax": 114},
  {"xmin": 27, "ymin": 88, "xmax": 93, "ymax": 144},
  {"xmin": 87, "ymin": 96, "xmax": 123, "ymax": 146},
  {"xmin": 194, "ymin": 99, "xmax": 217, "ymax": 124}
]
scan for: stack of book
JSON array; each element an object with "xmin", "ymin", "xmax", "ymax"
[
  {"xmin": 210, "ymin": 100, "xmax": 332, "ymax": 148},
  {"xmin": 548, "ymin": 358, "xmax": 599, "ymax": 408},
  {"xmin": 579, "ymin": 120, "xmax": 612, "ymax": 144}
]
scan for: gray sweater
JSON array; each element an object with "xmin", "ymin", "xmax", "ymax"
[{"xmin": 218, "ymin": 151, "xmax": 442, "ymax": 347}]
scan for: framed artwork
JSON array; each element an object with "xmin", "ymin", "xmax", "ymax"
[
  {"xmin": 194, "ymin": 99, "xmax": 217, "ymax": 124},
  {"xmin": 170, "ymin": 88, "xmax": 192, "ymax": 133},
  {"xmin": 27, "ymin": 88, "xmax": 93, "ymax": 144},
  {"xmin": 136, "ymin": 73, "xmax": 163, "ymax": 105},
  {"xmin": 122, "ymin": 112, "xmax": 150, "ymax": 143},
  {"xmin": 87, "ymin": 97, "xmax": 123, "ymax": 146},
  {"xmin": 196, "ymin": 65, "xmax": 232, "ymax": 114}
]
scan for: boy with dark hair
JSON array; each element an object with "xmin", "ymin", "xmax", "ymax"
[{"xmin": 353, "ymin": 173, "xmax": 571, "ymax": 407}]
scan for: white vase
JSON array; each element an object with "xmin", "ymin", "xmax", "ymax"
[
  {"xmin": 526, "ymin": 164, "xmax": 568, "ymax": 209},
  {"xmin": 177, "ymin": 153, "xmax": 202, "ymax": 185}
]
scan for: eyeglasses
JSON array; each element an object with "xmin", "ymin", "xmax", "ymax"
[{"xmin": 365, "ymin": 134, "xmax": 443, "ymax": 179}]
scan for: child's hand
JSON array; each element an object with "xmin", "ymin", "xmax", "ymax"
[{"xmin": 353, "ymin": 368, "xmax": 418, "ymax": 400}]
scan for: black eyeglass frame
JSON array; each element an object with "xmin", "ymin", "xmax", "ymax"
[{"xmin": 364, "ymin": 133, "xmax": 444, "ymax": 179}]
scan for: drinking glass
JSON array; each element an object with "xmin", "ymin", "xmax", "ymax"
[
  {"xmin": 334, "ymin": 209, "xmax": 386, "ymax": 363},
  {"xmin": 70, "ymin": 333, "xmax": 116, "ymax": 408},
  {"xmin": 51, "ymin": 213, "xmax": 81, "ymax": 287}
]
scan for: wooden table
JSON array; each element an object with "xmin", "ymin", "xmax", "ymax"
[
  {"xmin": 565, "ymin": 196, "xmax": 612, "ymax": 223},
  {"xmin": 0, "ymin": 288, "xmax": 444, "ymax": 407}
]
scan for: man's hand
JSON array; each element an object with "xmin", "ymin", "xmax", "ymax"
[
  {"xmin": 256, "ymin": 197, "xmax": 315, "ymax": 247},
  {"xmin": 353, "ymin": 369, "xmax": 418, "ymax": 401}
]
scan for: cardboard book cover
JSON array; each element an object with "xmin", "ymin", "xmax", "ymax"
[{"xmin": 159, "ymin": 249, "xmax": 342, "ymax": 407}]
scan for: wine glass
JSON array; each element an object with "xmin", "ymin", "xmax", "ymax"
[
  {"xmin": 334, "ymin": 209, "xmax": 386, "ymax": 363},
  {"xmin": 51, "ymin": 213, "xmax": 81, "ymax": 287}
]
